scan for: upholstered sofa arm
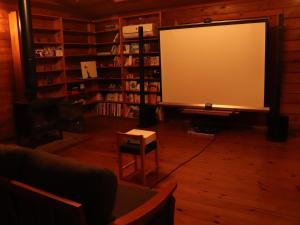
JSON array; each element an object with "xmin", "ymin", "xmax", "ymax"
[
  {"xmin": 0, "ymin": 176, "xmax": 87, "ymax": 225},
  {"xmin": 0, "ymin": 145, "xmax": 118, "ymax": 225}
]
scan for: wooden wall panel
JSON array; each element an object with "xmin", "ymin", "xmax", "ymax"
[
  {"xmin": 283, "ymin": 52, "xmax": 300, "ymax": 62},
  {"xmin": 284, "ymin": 40, "xmax": 300, "ymax": 52},
  {"xmin": 0, "ymin": 4, "xmax": 15, "ymax": 140},
  {"xmin": 161, "ymin": 0, "xmax": 300, "ymax": 129},
  {"xmin": 285, "ymin": 29, "xmax": 300, "ymax": 41},
  {"xmin": 282, "ymin": 73, "xmax": 300, "ymax": 83}
]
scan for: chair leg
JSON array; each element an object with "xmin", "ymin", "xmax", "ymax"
[{"xmin": 155, "ymin": 149, "xmax": 159, "ymax": 174}]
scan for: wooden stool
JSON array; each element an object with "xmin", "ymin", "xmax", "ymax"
[{"xmin": 116, "ymin": 129, "xmax": 159, "ymax": 184}]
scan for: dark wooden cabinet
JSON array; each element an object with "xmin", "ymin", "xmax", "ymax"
[{"xmin": 14, "ymin": 99, "xmax": 63, "ymax": 148}]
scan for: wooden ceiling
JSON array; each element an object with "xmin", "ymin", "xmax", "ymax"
[{"xmin": 30, "ymin": 0, "xmax": 219, "ymax": 19}]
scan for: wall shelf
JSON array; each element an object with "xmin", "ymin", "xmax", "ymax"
[
  {"xmin": 64, "ymin": 43, "xmax": 96, "ymax": 46},
  {"xmin": 34, "ymin": 42, "xmax": 62, "ymax": 45},
  {"xmin": 63, "ymin": 30, "xmax": 94, "ymax": 35},
  {"xmin": 33, "ymin": 27, "xmax": 61, "ymax": 32},
  {"xmin": 99, "ymin": 89, "xmax": 122, "ymax": 92},
  {"xmin": 95, "ymin": 29, "xmax": 119, "ymax": 34},
  {"xmin": 37, "ymin": 82, "xmax": 65, "ymax": 88},
  {"xmin": 95, "ymin": 41, "xmax": 120, "ymax": 46},
  {"xmin": 35, "ymin": 56, "xmax": 63, "ymax": 59},
  {"xmin": 65, "ymin": 54, "xmax": 96, "ymax": 58}
]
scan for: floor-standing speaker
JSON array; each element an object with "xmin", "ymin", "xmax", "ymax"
[
  {"xmin": 139, "ymin": 105, "xmax": 157, "ymax": 128},
  {"xmin": 267, "ymin": 115, "xmax": 289, "ymax": 142}
]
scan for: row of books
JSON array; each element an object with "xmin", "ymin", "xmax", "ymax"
[
  {"xmin": 113, "ymin": 56, "xmax": 121, "ymax": 67},
  {"xmin": 125, "ymin": 73, "xmax": 139, "ymax": 79},
  {"xmin": 125, "ymin": 70, "xmax": 160, "ymax": 79},
  {"xmin": 147, "ymin": 82, "xmax": 160, "ymax": 92},
  {"xmin": 113, "ymin": 33, "xmax": 119, "ymax": 42},
  {"xmin": 96, "ymin": 92, "xmax": 123, "ymax": 102},
  {"xmin": 97, "ymin": 41, "xmax": 158, "ymax": 56},
  {"xmin": 123, "ymin": 43, "xmax": 139, "ymax": 54},
  {"xmin": 124, "ymin": 56, "xmax": 159, "ymax": 66},
  {"xmin": 37, "ymin": 76, "xmax": 62, "ymax": 86},
  {"xmin": 99, "ymin": 83, "xmax": 122, "ymax": 90},
  {"xmin": 111, "ymin": 45, "xmax": 120, "ymax": 55},
  {"xmin": 123, "ymin": 43, "xmax": 159, "ymax": 54},
  {"xmin": 35, "ymin": 47, "xmax": 63, "ymax": 57},
  {"xmin": 124, "ymin": 55, "xmax": 139, "ymax": 66},
  {"xmin": 36, "ymin": 64, "xmax": 62, "ymax": 73},
  {"xmin": 144, "ymin": 56, "xmax": 159, "ymax": 66},
  {"xmin": 125, "ymin": 81, "xmax": 160, "ymax": 92},
  {"xmin": 102, "ymin": 23, "xmax": 119, "ymax": 31},
  {"xmin": 96, "ymin": 103, "xmax": 122, "ymax": 117},
  {"xmin": 124, "ymin": 105, "xmax": 139, "ymax": 118},
  {"xmin": 96, "ymin": 45, "xmax": 120, "ymax": 56},
  {"xmin": 125, "ymin": 93, "xmax": 161, "ymax": 104},
  {"xmin": 98, "ymin": 56, "xmax": 121, "ymax": 67}
]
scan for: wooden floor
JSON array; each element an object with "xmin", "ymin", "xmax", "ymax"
[{"xmin": 58, "ymin": 117, "xmax": 300, "ymax": 225}]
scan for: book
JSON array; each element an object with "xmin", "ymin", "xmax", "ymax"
[
  {"xmin": 124, "ymin": 55, "xmax": 133, "ymax": 66},
  {"xmin": 123, "ymin": 44, "xmax": 130, "ymax": 54},
  {"xmin": 125, "ymin": 129, "xmax": 156, "ymax": 145},
  {"xmin": 113, "ymin": 33, "xmax": 119, "ymax": 42},
  {"xmin": 124, "ymin": 105, "xmax": 139, "ymax": 118},
  {"xmin": 130, "ymin": 43, "xmax": 139, "ymax": 54}
]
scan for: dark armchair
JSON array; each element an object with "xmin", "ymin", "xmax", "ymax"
[{"xmin": 0, "ymin": 145, "xmax": 176, "ymax": 225}]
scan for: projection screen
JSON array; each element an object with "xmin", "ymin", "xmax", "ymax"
[{"xmin": 159, "ymin": 21, "xmax": 267, "ymax": 110}]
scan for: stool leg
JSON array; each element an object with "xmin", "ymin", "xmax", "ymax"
[
  {"xmin": 134, "ymin": 155, "xmax": 138, "ymax": 172},
  {"xmin": 118, "ymin": 152, "xmax": 123, "ymax": 179},
  {"xmin": 155, "ymin": 149, "xmax": 159, "ymax": 174},
  {"xmin": 141, "ymin": 152, "xmax": 146, "ymax": 185}
]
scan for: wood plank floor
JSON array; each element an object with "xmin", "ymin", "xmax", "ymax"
[{"xmin": 58, "ymin": 118, "xmax": 300, "ymax": 225}]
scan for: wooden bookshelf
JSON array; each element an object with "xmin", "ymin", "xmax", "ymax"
[
  {"xmin": 29, "ymin": 12, "xmax": 161, "ymax": 118},
  {"xmin": 62, "ymin": 18, "xmax": 99, "ymax": 115},
  {"xmin": 32, "ymin": 15, "xmax": 66, "ymax": 99},
  {"xmin": 120, "ymin": 11, "xmax": 162, "ymax": 118},
  {"xmin": 93, "ymin": 17, "xmax": 123, "ymax": 117}
]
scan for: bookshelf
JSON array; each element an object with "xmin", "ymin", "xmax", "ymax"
[
  {"xmin": 29, "ymin": 12, "xmax": 161, "ymax": 119},
  {"xmin": 32, "ymin": 14, "xmax": 66, "ymax": 99},
  {"xmin": 62, "ymin": 18, "xmax": 99, "ymax": 114},
  {"xmin": 120, "ymin": 12, "xmax": 162, "ymax": 118},
  {"xmin": 94, "ymin": 17, "xmax": 123, "ymax": 117}
]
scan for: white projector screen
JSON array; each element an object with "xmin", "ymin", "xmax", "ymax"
[{"xmin": 160, "ymin": 21, "xmax": 267, "ymax": 110}]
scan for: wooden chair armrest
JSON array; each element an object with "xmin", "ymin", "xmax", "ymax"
[
  {"xmin": 0, "ymin": 176, "xmax": 86, "ymax": 225},
  {"xmin": 109, "ymin": 182, "xmax": 177, "ymax": 225}
]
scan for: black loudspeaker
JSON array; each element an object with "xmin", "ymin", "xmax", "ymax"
[
  {"xmin": 267, "ymin": 115, "xmax": 289, "ymax": 142},
  {"xmin": 139, "ymin": 105, "xmax": 157, "ymax": 128}
]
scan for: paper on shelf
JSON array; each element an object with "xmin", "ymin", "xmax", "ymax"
[
  {"xmin": 80, "ymin": 61, "xmax": 97, "ymax": 79},
  {"xmin": 125, "ymin": 129, "xmax": 156, "ymax": 145}
]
